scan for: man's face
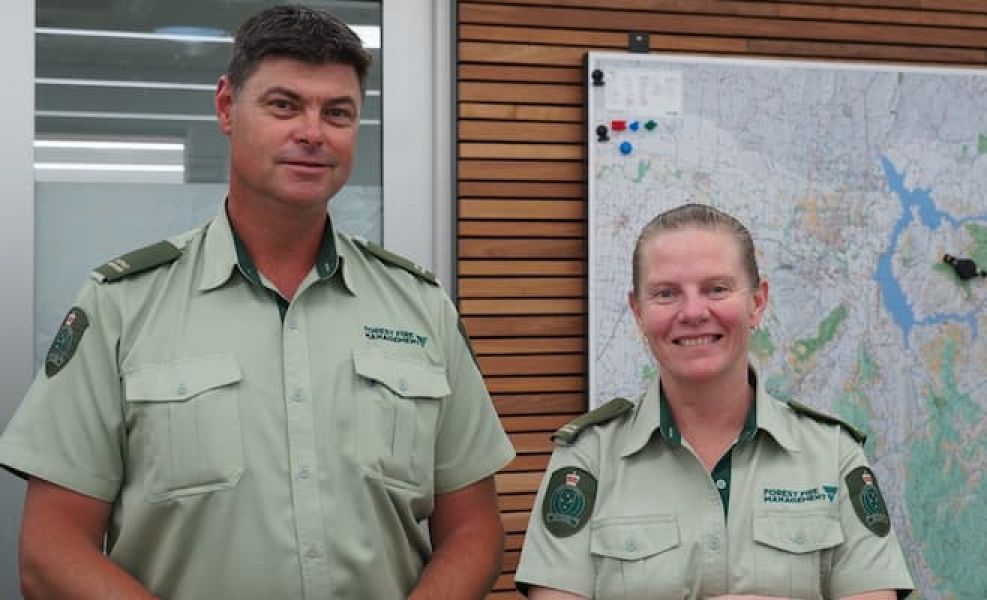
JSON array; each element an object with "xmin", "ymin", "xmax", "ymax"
[{"xmin": 215, "ymin": 57, "xmax": 362, "ymax": 211}]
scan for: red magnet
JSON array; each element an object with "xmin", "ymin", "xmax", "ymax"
[{"xmin": 611, "ymin": 119, "xmax": 627, "ymax": 132}]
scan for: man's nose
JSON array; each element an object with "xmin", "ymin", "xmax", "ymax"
[{"xmin": 294, "ymin": 109, "xmax": 325, "ymax": 147}]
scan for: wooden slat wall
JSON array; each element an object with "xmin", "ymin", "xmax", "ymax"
[{"xmin": 455, "ymin": 2, "xmax": 987, "ymax": 597}]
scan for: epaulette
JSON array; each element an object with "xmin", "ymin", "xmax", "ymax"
[
  {"xmin": 353, "ymin": 238, "xmax": 437, "ymax": 286},
  {"xmin": 90, "ymin": 240, "xmax": 182, "ymax": 283},
  {"xmin": 788, "ymin": 400, "xmax": 867, "ymax": 444},
  {"xmin": 552, "ymin": 397, "xmax": 634, "ymax": 446}
]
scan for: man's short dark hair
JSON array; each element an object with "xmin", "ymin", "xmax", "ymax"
[{"xmin": 227, "ymin": 4, "xmax": 372, "ymax": 95}]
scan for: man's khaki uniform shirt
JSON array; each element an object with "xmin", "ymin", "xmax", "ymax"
[
  {"xmin": 515, "ymin": 370, "xmax": 913, "ymax": 599},
  {"xmin": 0, "ymin": 206, "xmax": 515, "ymax": 599}
]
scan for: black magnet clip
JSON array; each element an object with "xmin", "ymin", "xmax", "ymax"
[
  {"xmin": 591, "ymin": 69, "xmax": 605, "ymax": 87},
  {"xmin": 596, "ymin": 125, "xmax": 610, "ymax": 143},
  {"xmin": 943, "ymin": 254, "xmax": 986, "ymax": 280}
]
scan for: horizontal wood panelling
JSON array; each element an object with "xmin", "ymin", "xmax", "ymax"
[
  {"xmin": 460, "ymin": 25, "xmax": 750, "ymax": 54},
  {"xmin": 496, "ymin": 471, "xmax": 545, "ymax": 494},
  {"xmin": 471, "ymin": 0, "xmax": 987, "ymax": 28},
  {"xmin": 459, "ymin": 160, "xmax": 583, "ymax": 181},
  {"xmin": 459, "ymin": 64, "xmax": 583, "ymax": 83},
  {"xmin": 460, "ymin": 142, "xmax": 584, "ymax": 160},
  {"xmin": 479, "ymin": 353, "xmax": 585, "ymax": 376},
  {"xmin": 460, "ymin": 81, "xmax": 582, "ymax": 104},
  {"xmin": 498, "ymin": 492, "xmax": 537, "ymax": 511},
  {"xmin": 460, "ymin": 298, "xmax": 586, "ymax": 314},
  {"xmin": 485, "ymin": 375, "xmax": 585, "ymax": 394},
  {"xmin": 459, "ymin": 238, "xmax": 585, "ymax": 259},
  {"xmin": 503, "ymin": 453, "xmax": 552, "ymax": 471},
  {"xmin": 493, "ymin": 392, "xmax": 585, "ymax": 414},
  {"xmin": 460, "ymin": 2, "xmax": 987, "ymax": 591},
  {"xmin": 459, "ymin": 102, "xmax": 583, "ymax": 122},
  {"xmin": 460, "ymin": 3, "xmax": 987, "ymax": 48},
  {"xmin": 461, "ymin": 199, "xmax": 584, "ymax": 220},
  {"xmin": 459, "ymin": 277, "xmax": 585, "ymax": 297},
  {"xmin": 463, "ymin": 315, "xmax": 585, "ymax": 337},
  {"xmin": 459, "ymin": 181, "xmax": 584, "ymax": 198},
  {"xmin": 476, "ymin": 337, "xmax": 585, "ymax": 355},
  {"xmin": 460, "ymin": 120, "xmax": 583, "ymax": 142},
  {"xmin": 502, "ymin": 413, "xmax": 573, "ymax": 431},
  {"xmin": 460, "ymin": 221, "xmax": 586, "ymax": 237}
]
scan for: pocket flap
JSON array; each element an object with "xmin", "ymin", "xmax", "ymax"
[
  {"xmin": 590, "ymin": 515, "xmax": 680, "ymax": 560},
  {"xmin": 125, "ymin": 354, "xmax": 242, "ymax": 402},
  {"xmin": 353, "ymin": 350, "xmax": 450, "ymax": 399},
  {"xmin": 753, "ymin": 511, "xmax": 844, "ymax": 554}
]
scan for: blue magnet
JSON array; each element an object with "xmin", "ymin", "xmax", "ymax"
[
  {"xmin": 629, "ymin": 120, "xmax": 640, "ymax": 132},
  {"xmin": 619, "ymin": 141, "xmax": 633, "ymax": 155}
]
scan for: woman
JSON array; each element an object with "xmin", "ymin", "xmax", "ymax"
[{"xmin": 514, "ymin": 204, "xmax": 913, "ymax": 599}]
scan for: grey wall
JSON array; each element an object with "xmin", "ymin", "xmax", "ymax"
[{"xmin": 0, "ymin": 2, "xmax": 35, "ymax": 597}]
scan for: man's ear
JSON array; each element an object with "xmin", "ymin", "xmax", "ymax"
[{"xmin": 215, "ymin": 75, "xmax": 235, "ymax": 135}]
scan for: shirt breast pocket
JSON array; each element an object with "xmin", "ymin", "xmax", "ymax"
[
  {"xmin": 353, "ymin": 349, "xmax": 449, "ymax": 489},
  {"xmin": 124, "ymin": 353, "xmax": 244, "ymax": 503},
  {"xmin": 753, "ymin": 511, "xmax": 844, "ymax": 600},
  {"xmin": 590, "ymin": 514, "xmax": 688, "ymax": 600}
]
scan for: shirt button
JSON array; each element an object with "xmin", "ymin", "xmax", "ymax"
[
  {"xmin": 708, "ymin": 536, "xmax": 721, "ymax": 551},
  {"xmin": 287, "ymin": 319, "xmax": 298, "ymax": 330},
  {"xmin": 715, "ymin": 479, "xmax": 727, "ymax": 490},
  {"xmin": 794, "ymin": 531, "xmax": 807, "ymax": 544},
  {"xmin": 398, "ymin": 379, "xmax": 409, "ymax": 393},
  {"xmin": 176, "ymin": 383, "xmax": 187, "ymax": 396},
  {"xmin": 293, "ymin": 388, "xmax": 304, "ymax": 402},
  {"xmin": 624, "ymin": 538, "xmax": 638, "ymax": 552},
  {"xmin": 305, "ymin": 544, "xmax": 323, "ymax": 559},
  {"xmin": 298, "ymin": 467, "xmax": 311, "ymax": 480}
]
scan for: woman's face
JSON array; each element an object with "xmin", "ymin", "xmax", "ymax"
[{"xmin": 628, "ymin": 226, "xmax": 768, "ymax": 388}]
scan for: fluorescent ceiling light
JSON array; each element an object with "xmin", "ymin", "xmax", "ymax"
[
  {"xmin": 35, "ymin": 140, "xmax": 184, "ymax": 151},
  {"xmin": 36, "ymin": 25, "xmax": 381, "ymax": 49},
  {"xmin": 34, "ymin": 163, "xmax": 185, "ymax": 173}
]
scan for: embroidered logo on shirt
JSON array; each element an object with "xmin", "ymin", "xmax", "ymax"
[
  {"xmin": 45, "ymin": 307, "xmax": 90, "ymax": 377},
  {"xmin": 363, "ymin": 326, "xmax": 428, "ymax": 348},
  {"xmin": 543, "ymin": 467, "xmax": 596, "ymax": 537},
  {"xmin": 763, "ymin": 485, "xmax": 838, "ymax": 504},
  {"xmin": 847, "ymin": 466, "xmax": 891, "ymax": 537}
]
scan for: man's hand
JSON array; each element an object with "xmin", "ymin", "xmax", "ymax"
[
  {"xmin": 409, "ymin": 476, "xmax": 504, "ymax": 600},
  {"xmin": 19, "ymin": 478, "xmax": 158, "ymax": 599}
]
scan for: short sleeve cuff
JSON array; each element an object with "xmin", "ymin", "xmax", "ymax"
[
  {"xmin": 434, "ymin": 441, "xmax": 515, "ymax": 494},
  {"xmin": 830, "ymin": 572, "xmax": 914, "ymax": 600},
  {"xmin": 0, "ymin": 447, "xmax": 119, "ymax": 502},
  {"xmin": 513, "ymin": 567, "xmax": 594, "ymax": 598}
]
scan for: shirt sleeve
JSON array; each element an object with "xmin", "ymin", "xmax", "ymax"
[
  {"xmin": 829, "ymin": 432, "xmax": 915, "ymax": 599},
  {"xmin": 0, "ymin": 281, "xmax": 125, "ymax": 501},
  {"xmin": 514, "ymin": 444, "xmax": 598, "ymax": 598},
  {"xmin": 431, "ymin": 291, "xmax": 514, "ymax": 494}
]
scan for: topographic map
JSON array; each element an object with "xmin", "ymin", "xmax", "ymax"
[{"xmin": 587, "ymin": 53, "xmax": 987, "ymax": 599}]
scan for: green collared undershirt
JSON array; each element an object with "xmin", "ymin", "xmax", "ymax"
[
  {"xmin": 658, "ymin": 372, "xmax": 758, "ymax": 519},
  {"xmin": 230, "ymin": 215, "xmax": 339, "ymax": 321}
]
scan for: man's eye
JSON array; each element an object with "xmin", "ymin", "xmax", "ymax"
[
  {"xmin": 708, "ymin": 284, "xmax": 732, "ymax": 299},
  {"xmin": 325, "ymin": 107, "xmax": 354, "ymax": 122},
  {"xmin": 269, "ymin": 99, "xmax": 296, "ymax": 111},
  {"xmin": 653, "ymin": 289, "xmax": 677, "ymax": 303}
]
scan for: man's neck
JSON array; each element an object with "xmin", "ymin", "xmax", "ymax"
[{"xmin": 227, "ymin": 195, "xmax": 328, "ymax": 300}]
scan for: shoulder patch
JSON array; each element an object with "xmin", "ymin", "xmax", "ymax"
[
  {"xmin": 846, "ymin": 466, "xmax": 891, "ymax": 537},
  {"xmin": 542, "ymin": 467, "xmax": 596, "ymax": 537},
  {"xmin": 552, "ymin": 397, "xmax": 634, "ymax": 446},
  {"xmin": 91, "ymin": 240, "xmax": 182, "ymax": 283},
  {"xmin": 788, "ymin": 400, "xmax": 867, "ymax": 444},
  {"xmin": 353, "ymin": 238, "xmax": 437, "ymax": 285}
]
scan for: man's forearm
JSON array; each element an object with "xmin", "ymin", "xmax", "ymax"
[
  {"xmin": 21, "ymin": 541, "xmax": 158, "ymax": 600},
  {"xmin": 408, "ymin": 526, "xmax": 503, "ymax": 600}
]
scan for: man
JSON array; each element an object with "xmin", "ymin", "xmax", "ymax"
[{"xmin": 0, "ymin": 5, "xmax": 514, "ymax": 599}]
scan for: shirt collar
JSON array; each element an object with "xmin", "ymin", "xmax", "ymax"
[
  {"xmin": 199, "ymin": 201, "xmax": 355, "ymax": 295},
  {"xmin": 619, "ymin": 364, "xmax": 798, "ymax": 458}
]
